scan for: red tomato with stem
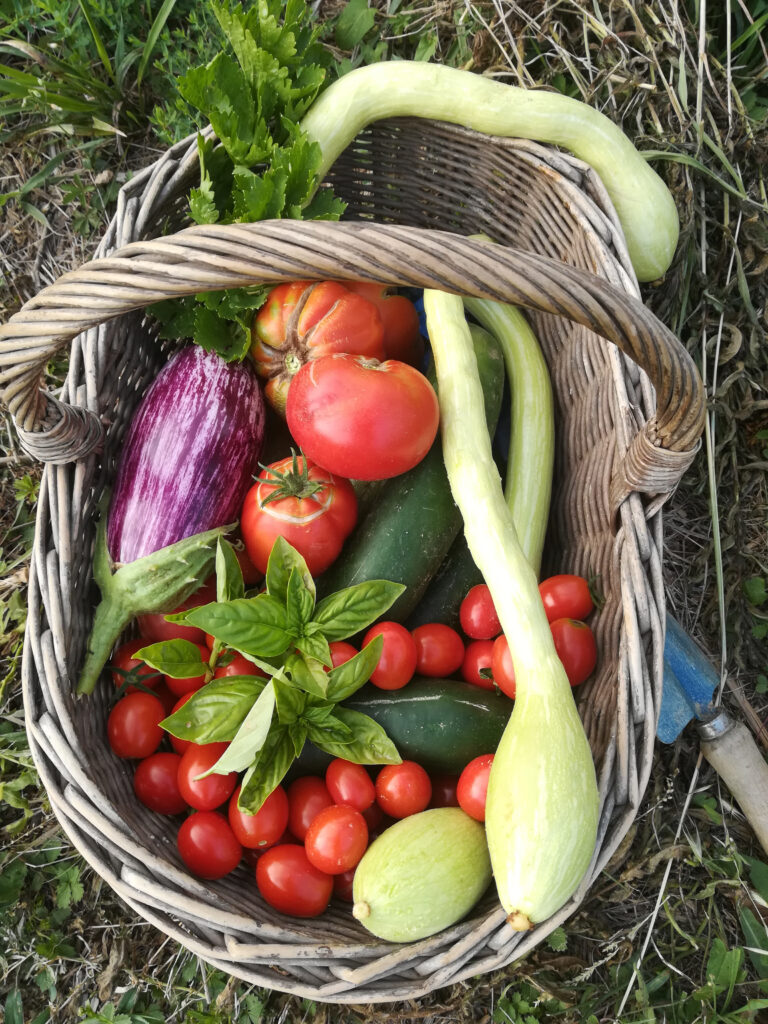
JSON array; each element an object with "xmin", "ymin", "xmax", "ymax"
[
  {"xmin": 411, "ymin": 623, "xmax": 465, "ymax": 677},
  {"xmin": 251, "ymin": 280, "xmax": 385, "ymax": 415},
  {"xmin": 133, "ymin": 752, "xmax": 188, "ymax": 815},
  {"xmin": 304, "ymin": 804, "xmax": 369, "ymax": 874},
  {"xmin": 286, "ymin": 353, "xmax": 440, "ymax": 481},
  {"xmin": 325, "ymin": 759, "xmax": 375, "ymax": 811},
  {"xmin": 460, "ymin": 584, "xmax": 501, "ymax": 640},
  {"xmin": 228, "ymin": 784, "xmax": 289, "ymax": 850},
  {"xmin": 461, "ymin": 639, "xmax": 496, "ymax": 690},
  {"xmin": 490, "ymin": 634, "xmax": 516, "ymax": 699},
  {"xmin": 110, "ymin": 639, "xmax": 161, "ymax": 693},
  {"xmin": 177, "ymin": 811, "xmax": 242, "ymax": 879},
  {"xmin": 167, "ymin": 692, "xmax": 194, "ymax": 755},
  {"xmin": 550, "ymin": 618, "xmax": 597, "ymax": 686},
  {"xmin": 107, "ymin": 692, "xmax": 165, "ymax": 759},
  {"xmin": 456, "ymin": 754, "xmax": 494, "ymax": 822},
  {"xmin": 345, "ymin": 281, "xmax": 424, "ymax": 367},
  {"xmin": 256, "ymin": 844, "xmax": 333, "ymax": 917},
  {"xmin": 137, "ymin": 577, "xmax": 217, "ymax": 645},
  {"xmin": 375, "ymin": 761, "xmax": 431, "ymax": 819},
  {"xmin": 286, "ymin": 776, "xmax": 333, "ymax": 840},
  {"xmin": 164, "ymin": 642, "xmax": 211, "ymax": 698},
  {"xmin": 362, "ymin": 621, "xmax": 417, "ymax": 690},
  {"xmin": 539, "ymin": 574, "xmax": 594, "ymax": 623},
  {"xmin": 177, "ymin": 742, "xmax": 238, "ymax": 811},
  {"xmin": 240, "ymin": 453, "xmax": 357, "ymax": 576}
]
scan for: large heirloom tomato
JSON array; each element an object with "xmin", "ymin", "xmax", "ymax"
[
  {"xmin": 240, "ymin": 453, "xmax": 357, "ymax": 576},
  {"xmin": 250, "ymin": 280, "xmax": 385, "ymax": 414},
  {"xmin": 286, "ymin": 354, "xmax": 440, "ymax": 481}
]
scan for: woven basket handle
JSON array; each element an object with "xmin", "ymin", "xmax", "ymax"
[{"xmin": 0, "ymin": 221, "xmax": 704, "ymax": 497}]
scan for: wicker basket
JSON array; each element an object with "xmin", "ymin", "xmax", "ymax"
[{"xmin": 0, "ymin": 119, "xmax": 704, "ymax": 1002}]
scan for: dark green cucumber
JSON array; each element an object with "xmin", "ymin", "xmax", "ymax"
[
  {"xmin": 405, "ymin": 533, "xmax": 484, "ymax": 631},
  {"xmin": 317, "ymin": 325, "xmax": 504, "ymax": 622},
  {"xmin": 291, "ymin": 676, "xmax": 511, "ymax": 777}
]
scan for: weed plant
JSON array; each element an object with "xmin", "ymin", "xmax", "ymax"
[{"xmin": 2, "ymin": 1, "xmax": 768, "ymax": 1021}]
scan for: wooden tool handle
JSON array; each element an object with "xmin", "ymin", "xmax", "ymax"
[{"xmin": 699, "ymin": 711, "xmax": 768, "ymax": 856}]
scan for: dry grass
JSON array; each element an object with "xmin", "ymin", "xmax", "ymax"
[{"xmin": 2, "ymin": 1, "xmax": 768, "ymax": 1021}]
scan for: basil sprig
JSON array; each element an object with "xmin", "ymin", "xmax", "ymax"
[{"xmin": 145, "ymin": 536, "xmax": 404, "ymax": 814}]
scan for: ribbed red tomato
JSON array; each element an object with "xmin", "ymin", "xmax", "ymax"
[{"xmin": 240, "ymin": 454, "xmax": 357, "ymax": 576}]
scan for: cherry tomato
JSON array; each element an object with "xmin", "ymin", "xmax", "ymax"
[
  {"xmin": 240, "ymin": 453, "xmax": 358, "ymax": 576},
  {"xmin": 362, "ymin": 621, "xmax": 417, "ymax": 690},
  {"xmin": 213, "ymin": 651, "xmax": 266, "ymax": 679},
  {"xmin": 428, "ymin": 773, "xmax": 460, "ymax": 808},
  {"xmin": 459, "ymin": 584, "xmax": 501, "ymax": 639},
  {"xmin": 550, "ymin": 618, "xmax": 597, "ymax": 687},
  {"xmin": 328, "ymin": 641, "xmax": 358, "ymax": 669},
  {"xmin": 153, "ymin": 682, "xmax": 180, "ymax": 716},
  {"xmin": 137, "ymin": 577, "xmax": 217, "ymax": 645},
  {"xmin": 539, "ymin": 574, "xmax": 594, "ymax": 623},
  {"xmin": 490, "ymin": 634, "xmax": 516, "ymax": 699},
  {"xmin": 411, "ymin": 623, "xmax": 465, "ymax": 677},
  {"xmin": 461, "ymin": 639, "xmax": 496, "ymax": 690},
  {"xmin": 325, "ymin": 759, "xmax": 376, "ymax": 811},
  {"xmin": 166, "ymin": 692, "xmax": 194, "ymax": 755},
  {"xmin": 133, "ymin": 752, "xmax": 188, "ymax": 815},
  {"xmin": 304, "ymin": 804, "xmax": 369, "ymax": 874},
  {"xmin": 375, "ymin": 761, "xmax": 431, "ymax": 819},
  {"xmin": 177, "ymin": 742, "xmax": 238, "ymax": 811},
  {"xmin": 333, "ymin": 867, "xmax": 357, "ymax": 902},
  {"xmin": 286, "ymin": 353, "xmax": 440, "ymax": 481},
  {"xmin": 345, "ymin": 282, "xmax": 424, "ymax": 367},
  {"xmin": 255, "ymin": 844, "xmax": 333, "ymax": 917},
  {"xmin": 110, "ymin": 639, "xmax": 160, "ymax": 692},
  {"xmin": 286, "ymin": 776, "xmax": 333, "ymax": 840},
  {"xmin": 228, "ymin": 784, "xmax": 289, "ymax": 850},
  {"xmin": 361, "ymin": 801, "xmax": 384, "ymax": 832},
  {"xmin": 164, "ymin": 642, "xmax": 211, "ymax": 697},
  {"xmin": 456, "ymin": 754, "xmax": 494, "ymax": 822},
  {"xmin": 107, "ymin": 692, "xmax": 165, "ymax": 759},
  {"xmin": 177, "ymin": 811, "xmax": 242, "ymax": 879},
  {"xmin": 251, "ymin": 280, "xmax": 385, "ymax": 415}
]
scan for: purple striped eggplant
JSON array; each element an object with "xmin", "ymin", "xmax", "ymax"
[
  {"xmin": 108, "ymin": 344, "xmax": 266, "ymax": 563},
  {"xmin": 77, "ymin": 345, "xmax": 266, "ymax": 695}
]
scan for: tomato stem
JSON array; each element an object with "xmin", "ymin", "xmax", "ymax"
[{"xmin": 257, "ymin": 449, "xmax": 326, "ymax": 507}]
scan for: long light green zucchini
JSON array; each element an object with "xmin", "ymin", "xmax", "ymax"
[
  {"xmin": 423, "ymin": 288, "xmax": 599, "ymax": 931},
  {"xmin": 463, "ymin": 297, "xmax": 553, "ymax": 578},
  {"xmin": 300, "ymin": 61, "xmax": 677, "ymax": 282}
]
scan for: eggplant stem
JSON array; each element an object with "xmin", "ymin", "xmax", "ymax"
[{"xmin": 77, "ymin": 594, "xmax": 133, "ymax": 696}]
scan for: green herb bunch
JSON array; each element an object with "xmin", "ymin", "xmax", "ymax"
[
  {"xmin": 136, "ymin": 537, "xmax": 403, "ymax": 815},
  {"xmin": 151, "ymin": 0, "xmax": 345, "ymax": 362}
]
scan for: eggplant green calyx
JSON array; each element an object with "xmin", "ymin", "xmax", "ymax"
[{"xmin": 77, "ymin": 516, "xmax": 235, "ymax": 696}]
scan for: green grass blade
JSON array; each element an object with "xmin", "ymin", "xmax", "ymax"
[
  {"xmin": 641, "ymin": 149, "xmax": 761, "ymax": 206},
  {"xmin": 137, "ymin": 0, "xmax": 179, "ymax": 86},
  {"xmin": 76, "ymin": 0, "xmax": 115, "ymax": 82},
  {"xmin": 727, "ymin": 10, "xmax": 768, "ymax": 56}
]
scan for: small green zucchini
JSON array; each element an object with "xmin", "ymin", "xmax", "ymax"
[
  {"xmin": 406, "ymin": 533, "xmax": 482, "ymax": 631},
  {"xmin": 317, "ymin": 325, "xmax": 505, "ymax": 621},
  {"xmin": 352, "ymin": 807, "xmax": 492, "ymax": 942}
]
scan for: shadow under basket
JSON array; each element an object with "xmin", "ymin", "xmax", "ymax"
[{"xmin": 0, "ymin": 118, "xmax": 704, "ymax": 1002}]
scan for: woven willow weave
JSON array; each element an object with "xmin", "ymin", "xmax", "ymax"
[{"xmin": 0, "ymin": 120, "xmax": 704, "ymax": 1002}]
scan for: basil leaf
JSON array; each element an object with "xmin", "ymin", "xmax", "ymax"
[
  {"xmin": 134, "ymin": 639, "xmax": 207, "ymax": 680},
  {"xmin": 286, "ymin": 567, "xmax": 315, "ymax": 634},
  {"xmin": 284, "ymin": 652, "xmax": 328, "ymax": 699},
  {"xmin": 237, "ymin": 727, "xmax": 296, "ymax": 815},
  {"xmin": 295, "ymin": 630, "xmax": 332, "ymax": 668},
  {"xmin": 306, "ymin": 715, "xmax": 354, "ymax": 748},
  {"xmin": 311, "ymin": 580, "xmax": 406, "ymax": 641},
  {"xmin": 302, "ymin": 700, "xmax": 336, "ymax": 726},
  {"xmin": 274, "ymin": 678, "xmax": 306, "ymax": 725},
  {"xmin": 315, "ymin": 707, "xmax": 402, "ymax": 765},
  {"xmin": 184, "ymin": 595, "xmax": 293, "ymax": 657},
  {"xmin": 159, "ymin": 676, "xmax": 265, "ymax": 744},
  {"xmin": 289, "ymin": 720, "xmax": 308, "ymax": 758},
  {"xmin": 216, "ymin": 536, "xmax": 245, "ymax": 603},
  {"xmin": 325, "ymin": 635, "xmax": 383, "ymax": 702},
  {"xmin": 265, "ymin": 536, "xmax": 315, "ymax": 605},
  {"xmin": 196, "ymin": 681, "xmax": 276, "ymax": 777}
]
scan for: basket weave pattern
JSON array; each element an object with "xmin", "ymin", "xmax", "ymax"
[{"xmin": 0, "ymin": 120, "xmax": 704, "ymax": 1001}]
